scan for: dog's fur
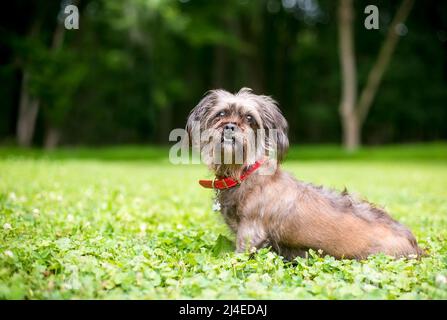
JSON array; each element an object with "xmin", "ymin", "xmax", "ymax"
[{"xmin": 187, "ymin": 88, "xmax": 424, "ymax": 260}]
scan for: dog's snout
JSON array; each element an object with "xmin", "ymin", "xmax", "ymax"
[{"xmin": 224, "ymin": 123, "xmax": 237, "ymax": 131}]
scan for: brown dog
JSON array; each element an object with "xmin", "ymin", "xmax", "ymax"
[{"xmin": 186, "ymin": 88, "xmax": 424, "ymax": 260}]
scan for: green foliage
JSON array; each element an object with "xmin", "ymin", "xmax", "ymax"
[
  {"xmin": 1, "ymin": 0, "xmax": 446, "ymax": 145},
  {"xmin": 0, "ymin": 146, "xmax": 446, "ymax": 299},
  {"xmin": 6, "ymin": 3, "xmax": 88, "ymax": 130},
  {"xmin": 31, "ymin": 49, "xmax": 87, "ymax": 127},
  {"xmin": 0, "ymin": 143, "xmax": 446, "ymax": 162},
  {"xmin": 212, "ymin": 234, "xmax": 235, "ymax": 257}
]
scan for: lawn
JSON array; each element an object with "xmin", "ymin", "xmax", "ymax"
[{"xmin": 0, "ymin": 144, "xmax": 446, "ymax": 299}]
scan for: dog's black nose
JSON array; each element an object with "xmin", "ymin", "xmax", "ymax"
[{"xmin": 224, "ymin": 123, "xmax": 237, "ymax": 131}]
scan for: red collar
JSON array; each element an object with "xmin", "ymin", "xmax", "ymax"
[{"xmin": 199, "ymin": 160, "xmax": 264, "ymax": 190}]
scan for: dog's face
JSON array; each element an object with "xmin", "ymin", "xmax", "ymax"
[{"xmin": 186, "ymin": 88, "xmax": 289, "ymax": 177}]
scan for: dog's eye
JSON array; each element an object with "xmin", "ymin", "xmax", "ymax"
[
  {"xmin": 246, "ymin": 115, "xmax": 253, "ymax": 122},
  {"xmin": 216, "ymin": 111, "xmax": 226, "ymax": 118}
]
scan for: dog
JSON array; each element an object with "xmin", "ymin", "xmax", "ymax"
[{"xmin": 186, "ymin": 87, "xmax": 424, "ymax": 260}]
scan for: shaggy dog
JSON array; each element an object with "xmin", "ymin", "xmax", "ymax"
[{"xmin": 186, "ymin": 87, "xmax": 424, "ymax": 260}]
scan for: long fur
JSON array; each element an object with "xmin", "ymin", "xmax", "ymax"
[{"xmin": 187, "ymin": 88, "xmax": 424, "ymax": 260}]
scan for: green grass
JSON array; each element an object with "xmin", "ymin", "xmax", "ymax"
[
  {"xmin": 1, "ymin": 142, "xmax": 446, "ymax": 162},
  {"xmin": 0, "ymin": 144, "xmax": 446, "ymax": 299}
]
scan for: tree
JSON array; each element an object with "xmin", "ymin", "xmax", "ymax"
[
  {"xmin": 338, "ymin": 0, "xmax": 415, "ymax": 151},
  {"xmin": 16, "ymin": 20, "xmax": 42, "ymax": 147},
  {"xmin": 15, "ymin": 1, "xmax": 80, "ymax": 148},
  {"xmin": 42, "ymin": 10, "xmax": 69, "ymax": 150},
  {"xmin": 3, "ymin": 0, "xmax": 445, "ymax": 147}
]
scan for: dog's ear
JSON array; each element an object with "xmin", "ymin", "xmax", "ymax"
[
  {"xmin": 256, "ymin": 95, "xmax": 289, "ymax": 161},
  {"xmin": 186, "ymin": 90, "xmax": 219, "ymax": 140}
]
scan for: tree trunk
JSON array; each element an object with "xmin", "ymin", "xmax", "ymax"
[
  {"xmin": 16, "ymin": 18, "xmax": 42, "ymax": 147},
  {"xmin": 337, "ymin": 0, "xmax": 415, "ymax": 151},
  {"xmin": 16, "ymin": 2, "xmax": 70, "ymax": 148},
  {"xmin": 342, "ymin": 113, "xmax": 360, "ymax": 151},
  {"xmin": 17, "ymin": 72, "xmax": 40, "ymax": 147},
  {"xmin": 338, "ymin": 0, "xmax": 359, "ymax": 151},
  {"xmin": 357, "ymin": 0, "xmax": 415, "ymax": 124},
  {"xmin": 44, "ymin": 127, "xmax": 60, "ymax": 150},
  {"xmin": 42, "ymin": 3, "xmax": 71, "ymax": 150}
]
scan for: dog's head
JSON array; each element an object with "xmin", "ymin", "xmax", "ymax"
[{"xmin": 186, "ymin": 88, "xmax": 288, "ymax": 177}]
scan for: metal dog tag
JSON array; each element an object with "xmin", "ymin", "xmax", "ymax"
[
  {"xmin": 212, "ymin": 190, "xmax": 221, "ymax": 211},
  {"xmin": 212, "ymin": 200, "xmax": 221, "ymax": 212}
]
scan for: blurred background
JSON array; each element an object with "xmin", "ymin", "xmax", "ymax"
[{"xmin": 0, "ymin": 0, "xmax": 446, "ymax": 151}]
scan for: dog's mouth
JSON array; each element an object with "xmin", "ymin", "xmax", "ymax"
[
  {"xmin": 221, "ymin": 131, "xmax": 236, "ymax": 145},
  {"xmin": 221, "ymin": 135, "xmax": 236, "ymax": 144}
]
